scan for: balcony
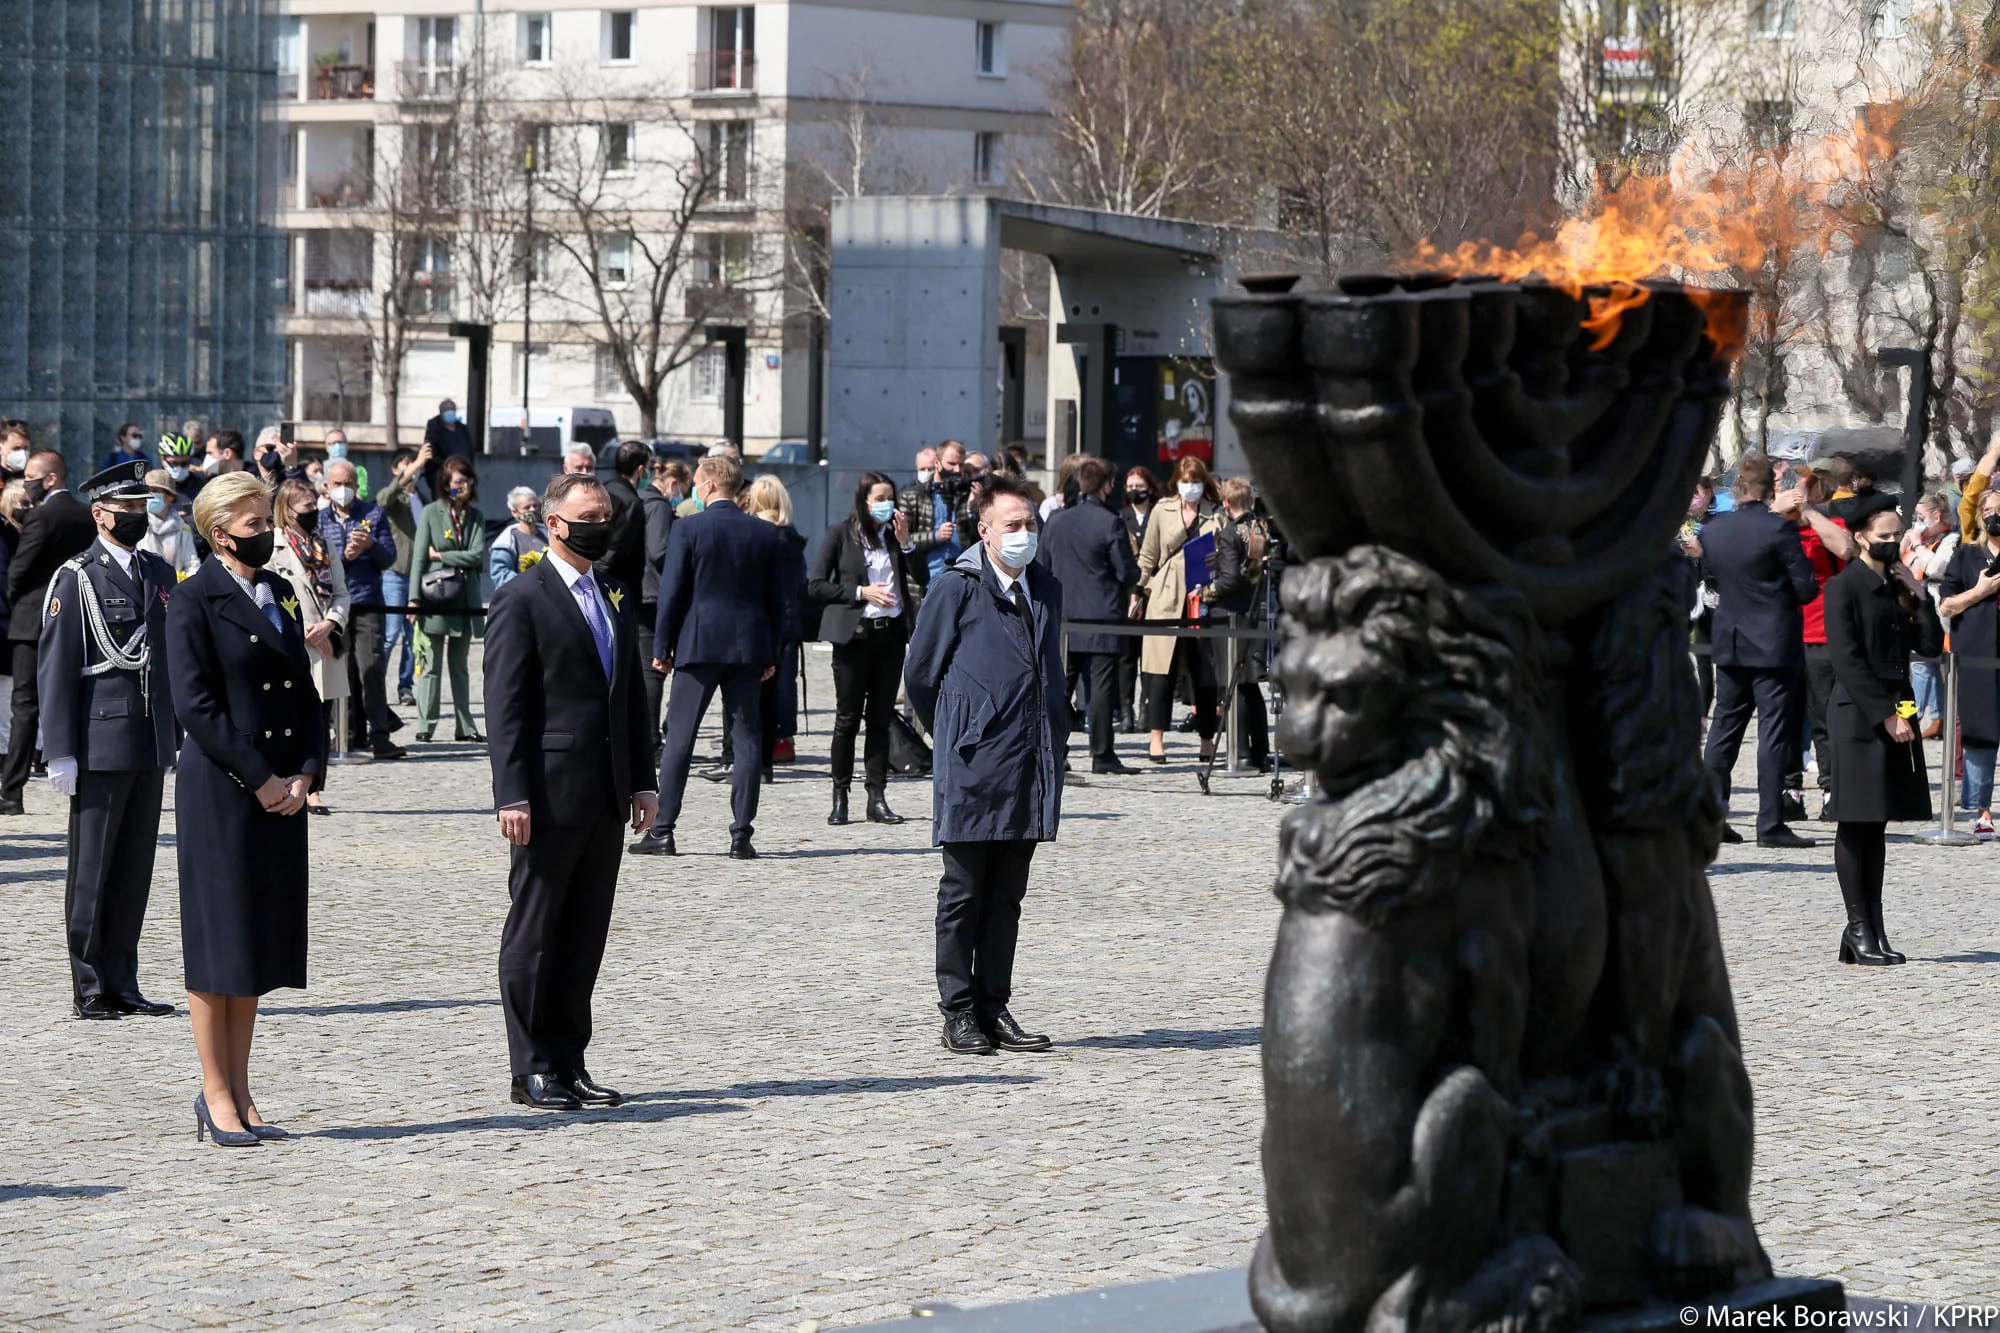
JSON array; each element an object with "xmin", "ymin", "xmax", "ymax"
[
  {"xmin": 1601, "ymin": 35, "xmax": 1658, "ymax": 81},
  {"xmin": 691, "ymin": 50, "xmax": 755, "ymax": 94},
  {"xmin": 304, "ymin": 171, "xmax": 371, "ymax": 209},
  {"xmin": 312, "ymin": 64, "xmax": 374, "ymax": 100},
  {"xmin": 303, "ymin": 389, "xmax": 372, "ymax": 423},
  {"xmin": 685, "ymin": 282, "xmax": 752, "ymax": 320},
  {"xmin": 397, "ymin": 62, "xmax": 463, "ymax": 103},
  {"xmin": 302, "ymin": 282, "xmax": 372, "ymax": 318}
]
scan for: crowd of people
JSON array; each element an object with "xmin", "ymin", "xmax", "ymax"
[
  {"xmin": 0, "ymin": 407, "xmax": 1286, "ymax": 1133},
  {"xmin": 1682, "ymin": 444, "xmax": 2000, "ymax": 969}
]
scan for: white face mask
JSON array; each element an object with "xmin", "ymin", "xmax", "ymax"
[
  {"xmin": 3, "ymin": 450, "xmax": 25, "ymax": 473},
  {"xmin": 916, "ymin": 469, "xmax": 933, "ymax": 485},
  {"xmin": 992, "ymin": 529, "xmax": 1039, "ymax": 570},
  {"xmin": 329, "ymin": 485, "xmax": 356, "ymax": 509},
  {"xmin": 1178, "ymin": 481, "xmax": 1204, "ymax": 503}
]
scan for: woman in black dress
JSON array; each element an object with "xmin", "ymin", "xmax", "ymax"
[
  {"xmin": 166, "ymin": 471, "xmax": 326, "ymax": 1145},
  {"xmin": 1822, "ymin": 505, "xmax": 1942, "ymax": 966}
]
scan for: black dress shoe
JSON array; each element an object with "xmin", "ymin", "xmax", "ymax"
[
  {"xmin": 0, "ymin": 797, "xmax": 23, "ymax": 816},
  {"xmin": 372, "ymin": 741, "xmax": 408, "ymax": 761},
  {"xmin": 979, "ymin": 1009, "xmax": 1052, "ymax": 1051},
  {"xmin": 456, "ymin": 730, "xmax": 486, "ymax": 744},
  {"xmin": 699, "ymin": 763, "xmax": 734, "ymax": 784},
  {"xmin": 1717, "ymin": 823, "xmax": 1745, "ymax": 844},
  {"xmin": 108, "ymin": 993, "xmax": 175, "ymax": 1017},
  {"xmin": 511, "ymin": 1074, "xmax": 582, "ymax": 1110},
  {"xmin": 942, "ymin": 1012, "xmax": 994, "ymax": 1054},
  {"xmin": 561, "ymin": 1070, "xmax": 624, "ymax": 1106},
  {"xmin": 73, "ymin": 995, "xmax": 122, "ymax": 1020},
  {"xmin": 1756, "ymin": 828, "xmax": 1816, "ymax": 850},
  {"xmin": 729, "ymin": 834, "xmax": 758, "ymax": 860},
  {"xmin": 1092, "ymin": 757, "xmax": 1137, "ymax": 776},
  {"xmin": 828, "ymin": 787, "xmax": 851, "ymax": 825},
  {"xmin": 1146, "ymin": 751, "xmax": 1167, "ymax": 765},
  {"xmin": 866, "ymin": 793, "xmax": 906, "ymax": 824},
  {"xmin": 629, "ymin": 828, "xmax": 678, "ymax": 856}
]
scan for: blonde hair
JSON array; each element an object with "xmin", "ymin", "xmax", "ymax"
[
  {"xmin": 694, "ymin": 454, "xmax": 742, "ymax": 495},
  {"xmin": 193, "ymin": 471, "xmax": 271, "ymax": 546},
  {"xmin": 744, "ymin": 474, "xmax": 793, "ymax": 527},
  {"xmin": 1220, "ymin": 477, "xmax": 1255, "ymax": 511}
]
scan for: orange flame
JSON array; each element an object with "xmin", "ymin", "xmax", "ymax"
[{"xmin": 1402, "ymin": 110, "xmax": 1898, "ymax": 357}]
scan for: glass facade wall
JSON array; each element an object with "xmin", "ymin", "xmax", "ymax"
[{"xmin": 0, "ymin": 0, "xmax": 284, "ymax": 471}]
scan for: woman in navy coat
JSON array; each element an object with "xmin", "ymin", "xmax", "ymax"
[{"xmin": 166, "ymin": 471, "xmax": 325, "ymax": 1146}]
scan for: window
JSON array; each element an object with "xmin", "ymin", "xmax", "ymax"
[
  {"xmin": 517, "ymin": 231, "xmax": 553, "ymax": 283},
  {"xmin": 1753, "ymin": 0, "xmax": 1796, "ymax": 35},
  {"xmin": 1746, "ymin": 99, "xmax": 1792, "ymax": 151},
  {"xmin": 521, "ymin": 122, "xmax": 553, "ymax": 173},
  {"xmin": 412, "ymin": 16, "xmax": 457, "ymax": 97},
  {"xmin": 412, "ymin": 236, "xmax": 452, "ymax": 314},
  {"xmin": 975, "ymin": 21, "xmax": 1005, "ymax": 76},
  {"xmin": 521, "ymin": 12, "xmax": 551, "ymax": 64},
  {"xmin": 595, "ymin": 345, "xmax": 630, "ymax": 398},
  {"xmin": 512, "ymin": 342, "xmax": 551, "ymax": 397},
  {"xmin": 602, "ymin": 122, "xmax": 634, "ymax": 173},
  {"xmin": 601, "ymin": 233, "xmax": 633, "ymax": 288},
  {"xmin": 604, "ymin": 10, "xmax": 636, "ymax": 62},
  {"xmin": 699, "ymin": 7, "xmax": 754, "ymax": 90},
  {"xmin": 706, "ymin": 120, "xmax": 751, "ymax": 200},
  {"xmin": 692, "ymin": 233, "xmax": 750, "ymax": 285},
  {"xmin": 974, "ymin": 131, "xmax": 1004, "ymax": 185},
  {"xmin": 690, "ymin": 345, "xmax": 724, "ymax": 403}
]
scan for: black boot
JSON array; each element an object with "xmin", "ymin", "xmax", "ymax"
[
  {"xmin": 1837, "ymin": 875, "xmax": 1894, "ymax": 966},
  {"xmin": 1867, "ymin": 897, "xmax": 1907, "ymax": 965},
  {"xmin": 866, "ymin": 789, "xmax": 906, "ymax": 824},
  {"xmin": 828, "ymin": 785, "xmax": 851, "ymax": 826}
]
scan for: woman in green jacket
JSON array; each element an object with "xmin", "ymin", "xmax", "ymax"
[{"xmin": 408, "ymin": 454, "xmax": 489, "ymax": 742}]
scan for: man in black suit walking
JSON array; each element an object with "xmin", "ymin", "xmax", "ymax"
[
  {"xmin": 632, "ymin": 455, "xmax": 784, "ymax": 860},
  {"xmin": 1037, "ymin": 455, "xmax": 1141, "ymax": 776},
  {"xmin": 1700, "ymin": 453, "xmax": 1823, "ymax": 848},
  {"xmin": 1, "ymin": 451, "xmax": 102, "ymax": 815},
  {"xmin": 484, "ymin": 472, "xmax": 657, "ymax": 1111}
]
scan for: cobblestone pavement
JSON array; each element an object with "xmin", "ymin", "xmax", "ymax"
[{"xmin": 0, "ymin": 650, "xmax": 1994, "ymax": 1328}]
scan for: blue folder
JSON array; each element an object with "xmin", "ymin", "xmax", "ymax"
[{"xmin": 1182, "ymin": 531, "xmax": 1217, "ymax": 590}]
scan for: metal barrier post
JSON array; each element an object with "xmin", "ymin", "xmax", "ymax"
[
  {"xmin": 1225, "ymin": 622, "xmax": 1241, "ymax": 775},
  {"xmin": 330, "ymin": 696, "xmax": 349, "ymax": 763},
  {"xmin": 1918, "ymin": 650, "xmax": 1977, "ymax": 847}
]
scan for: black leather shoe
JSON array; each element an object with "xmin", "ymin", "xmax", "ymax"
[
  {"xmin": 629, "ymin": 828, "xmax": 678, "ymax": 856},
  {"xmin": 942, "ymin": 1012, "xmax": 994, "ymax": 1054},
  {"xmin": 1092, "ymin": 758, "xmax": 1137, "ymax": 776},
  {"xmin": 73, "ymin": 995, "xmax": 122, "ymax": 1020},
  {"xmin": 510, "ymin": 1074, "xmax": 582, "ymax": 1110},
  {"xmin": 729, "ymin": 834, "xmax": 758, "ymax": 860},
  {"xmin": 979, "ymin": 1009, "xmax": 1052, "ymax": 1051},
  {"xmin": 1756, "ymin": 828, "xmax": 1816, "ymax": 850},
  {"xmin": 865, "ymin": 793, "xmax": 906, "ymax": 824},
  {"xmin": 372, "ymin": 741, "xmax": 408, "ymax": 761},
  {"xmin": 108, "ymin": 993, "xmax": 175, "ymax": 1017},
  {"xmin": 699, "ymin": 763, "xmax": 734, "ymax": 784},
  {"xmin": 456, "ymin": 730, "xmax": 486, "ymax": 744},
  {"xmin": 0, "ymin": 797, "xmax": 23, "ymax": 816},
  {"xmin": 1717, "ymin": 823, "xmax": 1745, "ymax": 844},
  {"xmin": 828, "ymin": 787, "xmax": 851, "ymax": 825},
  {"xmin": 561, "ymin": 1070, "xmax": 624, "ymax": 1106}
]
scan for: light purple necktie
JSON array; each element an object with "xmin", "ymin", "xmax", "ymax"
[{"xmin": 575, "ymin": 574, "xmax": 614, "ymax": 680}]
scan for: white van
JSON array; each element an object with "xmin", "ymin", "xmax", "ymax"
[{"xmin": 487, "ymin": 406, "xmax": 619, "ymax": 456}]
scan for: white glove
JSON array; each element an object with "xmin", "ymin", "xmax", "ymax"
[{"xmin": 49, "ymin": 757, "xmax": 79, "ymax": 798}]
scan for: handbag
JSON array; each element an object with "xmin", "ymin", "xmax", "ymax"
[
  {"xmin": 887, "ymin": 710, "xmax": 933, "ymax": 776},
  {"xmin": 419, "ymin": 565, "xmax": 466, "ymax": 606}
]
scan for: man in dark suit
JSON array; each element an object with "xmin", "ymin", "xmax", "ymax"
[
  {"xmin": 637, "ymin": 457, "xmax": 676, "ymax": 752},
  {"xmin": 597, "ymin": 440, "xmax": 652, "ymax": 614},
  {"xmin": 483, "ymin": 471, "xmax": 657, "ymax": 1111},
  {"xmin": 631, "ymin": 455, "xmax": 784, "ymax": 860},
  {"xmin": 1, "ymin": 451, "xmax": 101, "ymax": 814},
  {"xmin": 1037, "ymin": 455, "xmax": 1140, "ymax": 776},
  {"xmin": 1700, "ymin": 453, "xmax": 1823, "ymax": 848},
  {"xmin": 419, "ymin": 398, "xmax": 475, "ymax": 501},
  {"xmin": 38, "ymin": 462, "xmax": 181, "ymax": 1018}
]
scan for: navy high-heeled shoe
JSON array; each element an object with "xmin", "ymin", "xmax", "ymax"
[
  {"xmin": 195, "ymin": 1093, "xmax": 262, "ymax": 1147},
  {"xmin": 247, "ymin": 1121, "xmax": 290, "ymax": 1140}
]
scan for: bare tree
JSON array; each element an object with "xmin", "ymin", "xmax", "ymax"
[{"xmin": 361, "ymin": 92, "xmax": 460, "ymax": 446}]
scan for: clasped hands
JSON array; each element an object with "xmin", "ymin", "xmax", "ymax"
[
  {"xmin": 497, "ymin": 792, "xmax": 658, "ymax": 847},
  {"xmin": 254, "ymin": 774, "xmax": 313, "ymax": 816}
]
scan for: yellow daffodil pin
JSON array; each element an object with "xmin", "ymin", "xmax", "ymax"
[
  {"xmin": 279, "ymin": 595, "xmax": 300, "ymax": 620},
  {"xmin": 607, "ymin": 587, "xmax": 625, "ymax": 612}
]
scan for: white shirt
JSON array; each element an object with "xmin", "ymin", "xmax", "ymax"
[
  {"xmin": 223, "ymin": 560, "xmax": 277, "ymax": 612},
  {"xmin": 859, "ymin": 538, "xmax": 899, "ymax": 620},
  {"xmin": 992, "ymin": 561, "xmax": 1032, "ymax": 617},
  {"xmin": 548, "ymin": 547, "xmax": 613, "ymax": 628},
  {"xmin": 97, "ymin": 536, "xmax": 135, "ymax": 577}
]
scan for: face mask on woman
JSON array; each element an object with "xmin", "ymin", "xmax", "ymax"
[
  {"xmin": 147, "ymin": 494, "xmax": 168, "ymax": 517},
  {"xmin": 1126, "ymin": 489, "xmax": 1150, "ymax": 507},
  {"xmin": 869, "ymin": 500, "xmax": 897, "ymax": 525},
  {"xmin": 1985, "ymin": 514, "xmax": 2000, "ymax": 540},
  {"xmin": 1177, "ymin": 481, "xmax": 1204, "ymax": 504},
  {"xmin": 1867, "ymin": 539, "xmax": 1901, "ymax": 565}
]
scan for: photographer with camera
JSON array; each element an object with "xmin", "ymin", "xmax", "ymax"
[{"xmin": 897, "ymin": 440, "xmax": 976, "ymax": 591}]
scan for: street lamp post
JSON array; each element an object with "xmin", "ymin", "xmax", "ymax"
[{"xmin": 521, "ymin": 137, "xmax": 534, "ymax": 455}]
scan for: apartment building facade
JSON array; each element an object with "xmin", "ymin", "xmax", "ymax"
[{"xmin": 277, "ymin": 0, "xmax": 1069, "ymax": 453}]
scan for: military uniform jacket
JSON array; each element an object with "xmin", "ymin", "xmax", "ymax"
[{"xmin": 37, "ymin": 538, "xmax": 179, "ymax": 771}]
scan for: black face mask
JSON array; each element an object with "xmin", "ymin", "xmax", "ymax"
[
  {"xmin": 259, "ymin": 450, "xmax": 282, "ymax": 473},
  {"xmin": 556, "ymin": 517, "xmax": 613, "ymax": 561},
  {"xmin": 221, "ymin": 528, "xmax": 275, "ymax": 568},
  {"xmin": 1984, "ymin": 514, "xmax": 2000, "ymax": 539},
  {"xmin": 1126, "ymin": 490, "xmax": 1150, "ymax": 506},
  {"xmin": 23, "ymin": 476, "xmax": 46, "ymax": 505},
  {"xmin": 107, "ymin": 510, "xmax": 148, "ymax": 548},
  {"xmin": 1867, "ymin": 539, "xmax": 1901, "ymax": 565}
]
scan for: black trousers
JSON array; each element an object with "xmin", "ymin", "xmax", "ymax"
[
  {"xmin": 936, "ymin": 838, "xmax": 1037, "ymax": 1017},
  {"xmin": 1792, "ymin": 642, "xmax": 1837, "ymax": 794},
  {"xmin": 638, "ymin": 611, "xmax": 667, "ymax": 751},
  {"xmin": 654, "ymin": 662, "xmax": 763, "ymax": 837},
  {"xmin": 344, "ymin": 611, "xmax": 394, "ymax": 746},
  {"xmin": 1142, "ymin": 639, "xmax": 1218, "ymax": 738},
  {"xmin": 1704, "ymin": 663, "xmax": 1802, "ymax": 837},
  {"xmin": 1066, "ymin": 651, "xmax": 1121, "ymax": 764},
  {"xmin": 831, "ymin": 624, "xmax": 907, "ymax": 790},
  {"xmin": 1234, "ymin": 680, "xmax": 1270, "ymax": 764},
  {"xmin": 1117, "ymin": 637, "xmax": 1141, "ymax": 722},
  {"xmin": 3, "ymin": 640, "xmax": 41, "ymax": 800},
  {"xmin": 66, "ymin": 767, "xmax": 164, "ymax": 1002},
  {"xmin": 498, "ymin": 812, "xmax": 624, "ymax": 1076}
]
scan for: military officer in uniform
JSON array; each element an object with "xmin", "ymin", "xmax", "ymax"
[{"xmin": 39, "ymin": 461, "xmax": 181, "ymax": 1019}]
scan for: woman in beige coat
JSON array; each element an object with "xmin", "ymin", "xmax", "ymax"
[
  {"xmin": 267, "ymin": 479, "xmax": 351, "ymax": 814},
  {"xmin": 1134, "ymin": 457, "xmax": 1226, "ymax": 764}
]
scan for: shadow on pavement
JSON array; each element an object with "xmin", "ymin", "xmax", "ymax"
[
  {"xmin": 0, "ymin": 1184, "xmax": 125, "ymax": 1202},
  {"xmin": 1068, "ymin": 1028, "xmax": 1261, "ymax": 1050},
  {"xmin": 1929, "ymin": 950, "xmax": 2000, "ymax": 963},
  {"xmin": 1708, "ymin": 862, "xmax": 1831, "ymax": 875},
  {"xmin": 631, "ymin": 1074, "xmax": 1039, "ymax": 1102},
  {"xmin": 308, "ymin": 1101, "xmax": 744, "ymax": 1139},
  {"xmin": 262, "ymin": 998, "xmax": 501, "ymax": 1017}
]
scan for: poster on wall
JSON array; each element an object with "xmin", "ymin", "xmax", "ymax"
[{"xmin": 1157, "ymin": 357, "xmax": 1214, "ymax": 461}]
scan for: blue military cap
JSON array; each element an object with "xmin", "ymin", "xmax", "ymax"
[{"xmin": 82, "ymin": 459, "xmax": 153, "ymax": 503}]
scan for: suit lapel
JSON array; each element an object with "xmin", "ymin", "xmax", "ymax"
[{"xmin": 532, "ymin": 557, "xmax": 613, "ymax": 688}]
